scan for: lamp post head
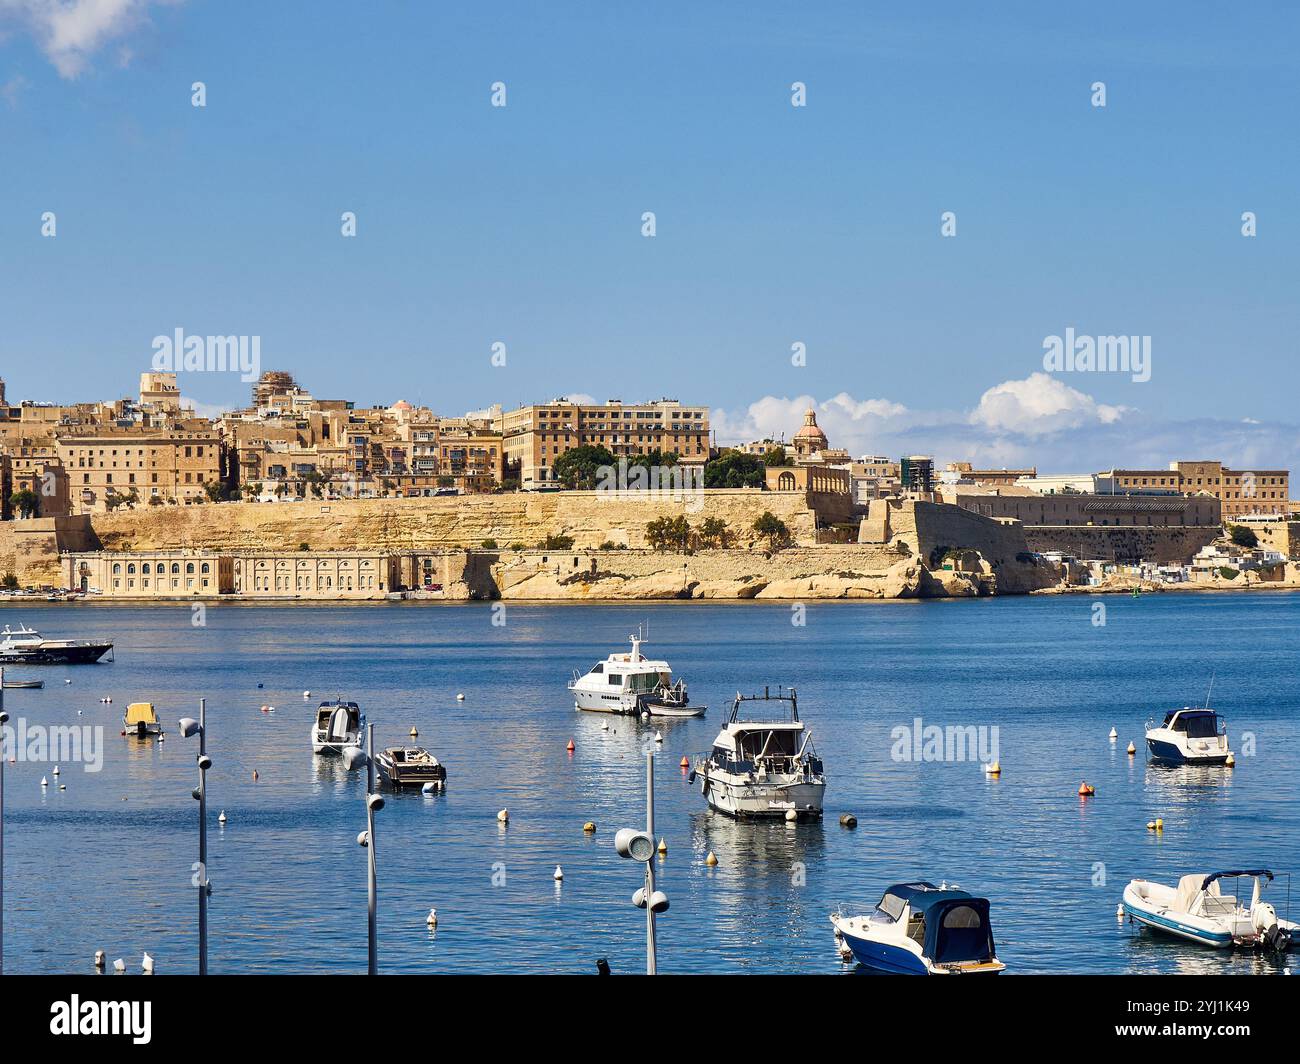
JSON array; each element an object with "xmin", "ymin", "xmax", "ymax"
[
  {"xmin": 366, "ymin": 792, "xmax": 384, "ymax": 813},
  {"xmin": 0, "ymin": 710, "xmax": 8, "ymax": 725},
  {"xmin": 614, "ymin": 828, "xmax": 655, "ymax": 862},
  {"xmin": 178, "ymin": 717, "xmax": 201, "ymax": 739}
]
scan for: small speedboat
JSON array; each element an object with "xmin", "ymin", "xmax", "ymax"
[
  {"xmin": 123, "ymin": 702, "xmax": 163, "ymax": 737},
  {"xmin": 1146, "ymin": 706, "xmax": 1231, "ymax": 764},
  {"xmin": 375, "ymin": 747, "xmax": 447, "ymax": 790},
  {"xmin": 569, "ymin": 628, "xmax": 697, "ymax": 716},
  {"xmin": 1122, "ymin": 870, "xmax": 1297, "ymax": 951},
  {"xmin": 311, "ymin": 700, "xmax": 365, "ymax": 755},
  {"xmin": 1, "ymin": 678, "xmax": 44, "ymax": 689},
  {"xmin": 691, "ymin": 686, "xmax": 825, "ymax": 819},
  {"xmin": 638, "ymin": 678, "xmax": 706, "ymax": 718},
  {"xmin": 830, "ymin": 882, "xmax": 1006, "ymax": 975}
]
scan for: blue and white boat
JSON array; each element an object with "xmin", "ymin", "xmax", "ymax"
[
  {"xmin": 1145, "ymin": 707, "xmax": 1231, "ymax": 764},
  {"xmin": 1122, "ymin": 870, "xmax": 1297, "ymax": 951},
  {"xmin": 829, "ymin": 882, "xmax": 1006, "ymax": 975}
]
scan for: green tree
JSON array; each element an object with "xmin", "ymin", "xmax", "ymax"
[
  {"xmin": 8, "ymin": 489, "xmax": 40, "ymax": 518},
  {"xmin": 704, "ymin": 450, "xmax": 766, "ymax": 488},
  {"xmin": 752, "ymin": 510, "xmax": 790, "ymax": 549},
  {"xmin": 481, "ymin": 538, "xmax": 498, "ymax": 549},
  {"xmin": 1, "ymin": 572, "xmax": 19, "ymax": 590},
  {"xmin": 1227, "ymin": 524, "xmax": 1258, "ymax": 549},
  {"xmin": 552, "ymin": 444, "xmax": 616, "ymax": 489},
  {"xmin": 697, "ymin": 516, "xmax": 729, "ymax": 548},
  {"xmin": 540, "ymin": 533, "xmax": 575, "ymax": 550},
  {"xmin": 762, "ymin": 446, "xmax": 790, "ymax": 467}
]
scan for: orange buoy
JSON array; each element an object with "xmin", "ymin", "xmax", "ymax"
[
  {"xmin": 680, "ymin": 756, "xmax": 690, "ymax": 769},
  {"xmin": 1078, "ymin": 781, "xmax": 1095, "ymax": 797},
  {"xmin": 566, "ymin": 739, "xmax": 575, "ymax": 753}
]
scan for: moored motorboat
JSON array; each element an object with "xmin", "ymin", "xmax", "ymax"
[
  {"xmin": 123, "ymin": 702, "xmax": 163, "ymax": 737},
  {"xmin": 1146, "ymin": 706, "xmax": 1231, "ymax": 764},
  {"xmin": 311, "ymin": 700, "xmax": 365, "ymax": 755},
  {"xmin": 1, "ymin": 677, "xmax": 44, "ymax": 689},
  {"xmin": 569, "ymin": 628, "xmax": 698, "ymax": 715},
  {"xmin": 1122, "ymin": 870, "xmax": 1297, "ymax": 951},
  {"xmin": 830, "ymin": 882, "xmax": 1006, "ymax": 975},
  {"xmin": 375, "ymin": 746, "xmax": 447, "ymax": 790},
  {"xmin": 0, "ymin": 624, "xmax": 113, "ymax": 665},
  {"xmin": 692, "ymin": 686, "xmax": 825, "ymax": 819}
]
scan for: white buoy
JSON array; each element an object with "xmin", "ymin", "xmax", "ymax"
[
  {"xmin": 426, "ymin": 907, "xmax": 438, "ymax": 928},
  {"xmin": 40, "ymin": 776, "xmax": 48, "ymax": 787},
  {"xmin": 457, "ymin": 693, "xmax": 465, "ymax": 701},
  {"xmin": 94, "ymin": 950, "xmax": 106, "ymax": 969},
  {"xmin": 218, "ymin": 810, "xmax": 227, "ymax": 824},
  {"xmin": 497, "ymin": 808, "xmax": 509, "ymax": 823},
  {"xmin": 785, "ymin": 808, "xmax": 798, "ymax": 822},
  {"xmin": 421, "ymin": 781, "xmax": 437, "ymax": 794},
  {"xmin": 65, "ymin": 679, "xmax": 72, "ymax": 684},
  {"xmin": 554, "ymin": 865, "xmax": 564, "ymax": 881},
  {"xmin": 112, "ymin": 958, "xmax": 125, "ymax": 973},
  {"xmin": 303, "ymin": 691, "xmax": 311, "ymax": 698},
  {"xmin": 1109, "ymin": 728, "xmax": 1118, "ymax": 740},
  {"xmin": 142, "ymin": 952, "xmax": 154, "ymax": 974},
  {"xmin": 1116, "ymin": 903, "xmax": 1124, "ymax": 918},
  {"xmin": 654, "ymin": 731, "xmax": 663, "ymax": 743},
  {"xmin": 600, "ymin": 721, "xmax": 609, "ymax": 731},
  {"xmin": 53, "ymin": 765, "xmax": 61, "ymax": 775}
]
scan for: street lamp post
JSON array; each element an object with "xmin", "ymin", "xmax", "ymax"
[
  {"xmin": 614, "ymin": 750, "xmax": 668, "ymax": 974},
  {"xmin": 1, "ymin": 665, "xmax": 7, "ymax": 975},
  {"xmin": 178, "ymin": 700, "xmax": 211, "ymax": 975},
  {"xmin": 355, "ymin": 723, "xmax": 383, "ymax": 975}
]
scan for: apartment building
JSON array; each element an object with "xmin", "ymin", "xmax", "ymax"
[
  {"xmin": 57, "ymin": 423, "xmax": 222, "ymax": 512},
  {"xmin": 500, "ymin": 398, "xmax": 710, "ymax": 489},
  {"xmin": 1105, "ymin": 460, "xmax": 1290, "ymax": 517}
]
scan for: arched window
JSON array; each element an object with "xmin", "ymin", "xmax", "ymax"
[
  {"xmin": 127, "ymin": 564, "xmax": 136, "ymax": 574},
  {"xmin": 142, "ymin": 563, "xmax": 151, "ymax": 575},
  {"xmin": 171, "ymin": 564, "xmax": 181, "ymax": 574},
  {"xmin": 778, "ymin": 471, "xmax": 796, "ymax": 491},
  {"xmin": 112, "ymin": 563, "xmax": 122, "ymax": 575},
  {"xmin": 186, "ymin": 563, "xmax": 195, "ymax": 574},
  {"xmin": 201, "ymin": 563, "xmax": 210, "ymax": 574}
]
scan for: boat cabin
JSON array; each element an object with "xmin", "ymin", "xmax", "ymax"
[
  {"xmin": 1159, "ymin": 708, "xmax": 1223, "ymax": 739},
  {"xmin": 874, "ymin": 882, "xmax": 998, "ymax": 966},
  {"xmin": 582, "ymin": 658, "xmax": 670, "ymax": 694}
]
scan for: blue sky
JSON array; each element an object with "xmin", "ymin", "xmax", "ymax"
[{"xmin": 1, "ymin": 1, "xmax": 1297, "ymax": 471}]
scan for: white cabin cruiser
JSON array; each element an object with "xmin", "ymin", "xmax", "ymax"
[
  {"xmin": 1145, "ymin": 706, "xmax": 1231, "ymax": 764},
  {"xmin": 691, "ymin": 687, "xmax": 825, "ymax": 819},
  {"xmin": 568, "ymin": 631, "xmax": 703, "ymax": 716},
  {"xmin": 830, "ymin": 882, "xmax": 1006, "ymax": 975},
  {"xmin": 0, "ymin": 623, "xmax": 113, "ymax": 665},
  {"xmin": 311, "ymin": 699, "xmax": 365, "ymax": 755},
  {"xmin": 1123, "ymin": 870, "xmax": 1297, "ymax": 951}
]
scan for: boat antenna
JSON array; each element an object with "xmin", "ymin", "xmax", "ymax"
[{"xmin": 1204, "ymin": 671, "xmax": 1215, "ymax": 711}]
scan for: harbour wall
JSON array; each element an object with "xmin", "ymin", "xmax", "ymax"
[{"xmin": 1023, "ymin": 525, "xmax": 1219, "ymax": 565}]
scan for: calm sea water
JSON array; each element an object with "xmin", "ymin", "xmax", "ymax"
[{"xmin": 1, "ymin": 593, "xmax": 1297, "ymax": 975}]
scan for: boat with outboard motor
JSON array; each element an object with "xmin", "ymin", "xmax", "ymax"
[
  {"xmin": 691, "ymin": 686, "xmax": 825, "ymax": 819},
  {"xmin": 375, "ymin": 746, "xmax": 447, "ymax": 790},
  {"xmin": 568, "ymin": 628, "xmax": 702, "ymax": 716},
  {"xmin": 0, "ymin": 624, "xmax": 113, "ymax": 665},
  {"xmin": 123, "ymin": 702, "xmax": 163, "ymax": 737},
  {"xmin": 1122, "ymin": 870, "xmax": 1297, "ymax": 950},
  {"xmin": 311, "ymin": 699, "xmax": 365, "ymax": 755},
  {"xmin": 830, "ymin": 881, "xmax": 1006, "ymax": 975}
]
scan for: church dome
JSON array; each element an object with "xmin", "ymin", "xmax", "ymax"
[{"xmin": 793, "ymin": 408, "xmax": 828, "ymax": 448}]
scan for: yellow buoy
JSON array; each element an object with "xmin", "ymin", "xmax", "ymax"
[
  {"xmin": 1225, "ymin": 752, "xmax": 1236, "ymax": 767},
  {"xmin": 984, "ymin": 761, "xmax": 1001, "ymax": 777},
  {"xmin": 704, "ymin": 851, "xmax": 718, "ymax": 866},
  {"xmin": 1127, "ymin": 742, "xmax": 1136, "ymax": 755},
  {"xmin": 410, "ymin": 726, "xmax": 419, "ymax": 738},
  {"xmin": 1155, "ymin": 818, "xmax": 1164, "ymax": 831},
  {"xmin": 582, "ymin": 821, "xmax": 596, "ymax": 833},
  {"xmin": 657, "ymin": 838, "xmax": 667, "ymax": 855}
]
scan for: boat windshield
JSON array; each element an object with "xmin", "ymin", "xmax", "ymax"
[
  {"xmin": 875, "ymin": 893, "xmax": 907, "ymax": 922},
  {"xmin": 1174, "ymin": 713, "xmax": 1219, "ymax": 738},
  {"xmin": 735, "ymin": 729, "xmax": 799, "ymax": 759}
]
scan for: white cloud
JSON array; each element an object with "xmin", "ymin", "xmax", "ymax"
[
  {"xmin": 713, "ymin": 374, "xmax": 1300, "ymax": 476},
  {"xmin": 0, "ymin": 0, "xmax": 177, "ymax": 78},
  {"xmin": 970, "ymin": 372, "xmax": 1127, "ymax": 437}
]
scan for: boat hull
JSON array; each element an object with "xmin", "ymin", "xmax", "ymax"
[
  {"xmin": 699, "ymin": 774, "xmax": 825, "ymax": 818},
  {"xmin": 570, "ymin": 686, "xmax": 639, "ymax": 714},
  {"xmin": 1, "ymin": 643, "xmax": 112, "ymax": 665},
  {"xmin": 832, "ymin": 920, "xmax": 1003, "ymax": 975},
  {"xmin": 375, "ymin": 759, "xmax": 447, "ymax": 789},
  {"xmin": 1146, "ymin": 737, "xmax": 1230, "ymax": 764}
]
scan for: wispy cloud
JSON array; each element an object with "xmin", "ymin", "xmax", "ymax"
[{"xmin": 0, "ymin": 0, "xmax": 179, "ymax": 79}]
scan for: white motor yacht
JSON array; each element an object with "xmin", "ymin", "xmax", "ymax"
[
  {"xmin": 568, "ymin": 629, "xmax": 701, "ymax": 716},
  {"xmin": 311, "ymin": 699, "xmax": 365, "ymax": 755},
  {"xmin": 691, "ymin": 686, "xmax": 825, "ymax": 819}
]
